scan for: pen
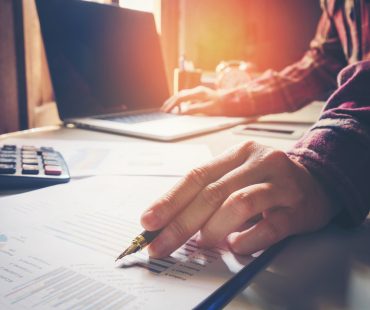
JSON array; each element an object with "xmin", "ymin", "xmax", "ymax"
[{"xmin": 115, "ymin": 230, "xmax": 161, "ymax": 262}]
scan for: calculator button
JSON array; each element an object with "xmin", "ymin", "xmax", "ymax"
[
  {"xmin": 22, "ymin": 165, "xmax": 39, "ymax": 175},
  {"xmin": 40, "ymin": 147, "xmax": 55, "ymax": 152},
  {"xmin": 22, "ymin": 151, "xmax": 37, "ymax": 156},
  {"xmin": 0, "ymin": 158, "xmax": 16, "ymax": 164},
  {"xmin": 0, "ymin": 155, "xmax": 16, "ymax": 161},
  {"xmin": 0, "ymin": 164, "xmax": 16, "ymax": 174},
  {"xmin": 42, "ymin": 153, "xmax": 58, "ymax": 160},
  {"xmin": 43, "ymin": 160, "xmax": 60, "ymax": 166},
  {"xmin": 44, "ymin": 165, "xmax": 62, "ymax": 176},
  {"xmin": 22, "ymin": 146, "xmax": 37, "ymax": 152},
  {"xmin": 22, "ymin": 155, "xmax": 38, "ymax": 160},
  {"xmin": 2, "ymin": 145, "xmax": 16, "ymax": 151},
  {"xmin": 22, "ymin": 159, "xmax": 39, "ymax": 165},
  {"xmin": 0, "ymin": 150, "xmax": 16, "ymax": 155},
  {"xmin": 43, "ymin": 157, "xmax": 59, "ymax": 163}
]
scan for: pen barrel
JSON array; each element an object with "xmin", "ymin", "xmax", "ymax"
[{"xmin": 141, "ymin": 230, "xmax": 161, "ymax": 244}]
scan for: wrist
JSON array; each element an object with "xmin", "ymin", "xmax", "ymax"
[
  {"xmin": 290, "ymin": 156, "xmax": 341, "ymax": 224},
  {"xmin": 216, "ymin": 87, "xmax": 257, "ymax": 116}
]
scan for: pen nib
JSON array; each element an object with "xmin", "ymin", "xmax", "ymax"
[{"xmin": 115, "ymin": 243, "xmax": 140, "ymax": 262}]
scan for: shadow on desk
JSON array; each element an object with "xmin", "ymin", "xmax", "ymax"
[{"xmin": 234, "ymin": 220, "xmax": 370, "ymax": 310}]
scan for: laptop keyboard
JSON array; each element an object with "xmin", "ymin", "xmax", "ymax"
[{"xmin": 96, "ymin": 112, "xmax": 179, "ymax": 124}]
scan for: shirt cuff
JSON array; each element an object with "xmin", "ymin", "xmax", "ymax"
[{"xmin": 287, "ymin": 121, "xmax": 370, "ymax": 227}]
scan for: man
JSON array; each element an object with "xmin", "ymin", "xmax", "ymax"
[
  {"xmin": 139, "ymin": 0, "xmax": 370, "ymax": 258},
  {"xmin": 162, "ymin": 0, "xmax": 370, "ymax": 117}
]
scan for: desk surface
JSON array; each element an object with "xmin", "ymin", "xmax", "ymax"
[{"xmin": 1, "ymin": 124, "xmax": 369, "ymax": 310}]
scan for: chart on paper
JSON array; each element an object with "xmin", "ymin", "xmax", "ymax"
[
  {"xmin": 42, "ymin": 208, "xmax": 225, "ymax": 281},
  {"xmin": 3, "ymin": 267, "xmax": 138, "ymax": 309}
]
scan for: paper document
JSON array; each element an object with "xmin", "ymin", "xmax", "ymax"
[
  {"xmin": 258, "ymin": 101, "xmax": 325, "ymax": 124},
  {"xmin": 0, "ymin": 176, "xmax": 255, "ymax": 309},
  {"xmin": 2, "ymin": 139, "xmax": 212, "ymax": 178}
]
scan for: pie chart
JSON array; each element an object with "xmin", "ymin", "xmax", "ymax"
[{"xmin": 0, "ymin": 234, "xmax": 8, "ymax": 249}]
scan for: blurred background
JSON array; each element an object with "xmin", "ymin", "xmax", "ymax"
[{"xmin": 0, "ymin": 0, "xmax": 321, "ymax": 134}]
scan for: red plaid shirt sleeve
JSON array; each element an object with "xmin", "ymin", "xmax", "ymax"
[
  {"xmin": 225, "ymin": 4, "xmax": 348, "ymax": 116},
  {"xmin": 288, "ymin": 60, "xmax": 370, "ymax": 227}
]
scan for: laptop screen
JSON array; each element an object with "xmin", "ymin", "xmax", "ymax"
[{"xmin": 36, "ymin": 0, "xmax": 170, "ymax": 120}]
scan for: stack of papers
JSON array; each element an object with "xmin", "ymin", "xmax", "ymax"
[{"xmin": 0, "ymin": 176, "xmax": 254, "ymax": 309}]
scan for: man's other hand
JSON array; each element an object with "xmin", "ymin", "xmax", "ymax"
[{"xmin": 161, "ymin": 86, "xmax": 231, "ymax": 116}]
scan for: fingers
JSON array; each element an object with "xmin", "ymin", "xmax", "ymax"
[
  {"xmin": 140, "ymin": 141, "xmax": 336, "ymax": 259},
  {"xmin": 227, "ymin": 209, "xmax": 293, "ymax": 255},
  {"xmin": 146, "ymin": 179, "xmax": 235, "ymax": 258},
  {"xmin": 180, "ymin": 101, "xmax": 222, "ymax": 116},
  {"xmin": 146, "ymin": 150, "xmax": 269, "ymax": 258},
  {"xmin": 141, "ymin": 141, "xmax": 258, "ymax": 231},
  {"xmin": 161, "ymin": 86, "xmax": 215, "ymax": 113},
  {"xmin": 197, "ymin": 183, "xmax": 281, "ymax": 248},
  {"xmin": 141, "ymin": 143, "xmax": 313, "ymax": 258}
]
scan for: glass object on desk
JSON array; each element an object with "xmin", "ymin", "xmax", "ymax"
[
  {"xmin": 173, "ymin": 68, "xmax": 202, "ymax": 93},
  {"xmin": 215, "ymin": 60, "xmax": 255, "ymax": 89},
  {"xmin": 173, "ymin": 57, "xmax": 201, "ymax": 93}
]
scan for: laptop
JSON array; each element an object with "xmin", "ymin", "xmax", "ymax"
[{"xmin": 36, "ymin": 0, "xmax": 249, "ymax": 141}]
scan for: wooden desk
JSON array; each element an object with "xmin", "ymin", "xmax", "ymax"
[{"xmin": 1, "ymin": 124, "xmax": 369, "ymax": 309}]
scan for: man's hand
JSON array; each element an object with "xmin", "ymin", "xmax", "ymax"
[
  {"xmin": 161, "ymin": 86, "xmax": 233, "ymax": 116},
  {"xmin": 141, "ymin": 141, "xmax": 338, "ymax": 258}
]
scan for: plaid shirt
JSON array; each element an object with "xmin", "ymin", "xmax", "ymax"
[
  {"xmin": 219, "ymin": 0, "xmax": 370, "ymax": 226},
  {"xmin": 289, "ymin": 1, "xmax": 370, "ymax": 227},
  {"xmin": 288, "ymin": 60, "xmax": 370, "ymax": 227},
  {"xmin": 233, "ymin": 1, "xmax": 370, "ymax": 227},
  {"xmin": 228, "ymin": 0, "xmax": 370, "ymax": 116},
  {"xmin": 280, "ymin": 0, "xmax": 370, "ymax": 226}
]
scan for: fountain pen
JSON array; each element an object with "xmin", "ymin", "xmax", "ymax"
[{"xmin": 115, "ymin": 230, "xmax": 161, "ymax": 262}]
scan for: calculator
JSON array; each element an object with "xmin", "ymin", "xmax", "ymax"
[{"xmin": 0, "ymin": 144, "xmax": 70, "ymax": 188}]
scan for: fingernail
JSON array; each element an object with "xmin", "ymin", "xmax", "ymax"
[
  {"xmin": 194, "ymin": 233, "xmax": 203, "ymax": 245},
  {"xmin": 195, "ymin": 231, "xmax": 209, "ymax": 247},
  {"xmin": 227, "ymin": 232, "xmax": 239, "ymax": 244}
]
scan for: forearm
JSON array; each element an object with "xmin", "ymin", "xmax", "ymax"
[
  {"xmin": 288, "ymin": 61, "xmax": 370, "ymax": 227},
  {"xmin": 221, "ymin": 9, "xmax": 347, "ymax": 116},
  {"xmin": 226, "ymin": 57, "xmax": 342, "ymax": 116}
]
